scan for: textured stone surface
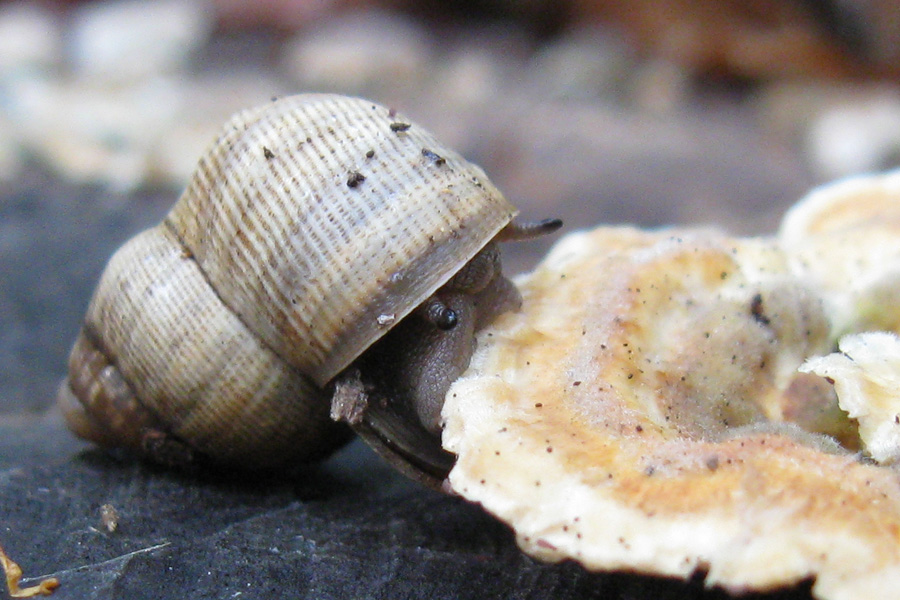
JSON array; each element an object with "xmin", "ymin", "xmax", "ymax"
[{"xmin": 0, "ymin": 414, "xmax": 814, "ymax": 600}]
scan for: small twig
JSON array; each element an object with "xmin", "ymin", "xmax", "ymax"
[{"xmin": 0, "ymin": 543, "xmax": 59, "ymax": 597}]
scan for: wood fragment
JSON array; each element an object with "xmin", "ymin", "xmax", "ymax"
[{"xmin": 100, "ymin": 503, "xmax": 120, "ymax": 533}]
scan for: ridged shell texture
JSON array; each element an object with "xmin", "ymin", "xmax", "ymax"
[{"xmin": 169, "ymin": 94, "xmax": 516, "ymax": 385}]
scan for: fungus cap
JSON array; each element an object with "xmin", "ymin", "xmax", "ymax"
[{"xmin": 443, "ymin": 170, "xmax": 900, "ymax": 600}]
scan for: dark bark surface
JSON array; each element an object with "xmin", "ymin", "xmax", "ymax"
[{"xmin": 0, "ymin": 414, "xmax": 814, "ymax": 600}]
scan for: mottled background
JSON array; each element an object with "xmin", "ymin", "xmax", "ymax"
[{"xmin": 1, "ymin": 1, "xmax": 899, "ymax": 598}]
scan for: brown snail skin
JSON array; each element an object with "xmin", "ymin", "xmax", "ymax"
[{"xmin": 57, "ymin": 93, "xmax": 560, "ymax": 487}]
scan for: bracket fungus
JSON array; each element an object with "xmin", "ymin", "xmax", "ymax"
[{"xmin": 441, "ymin": 170, "xmax": 900, "ymax": 600}]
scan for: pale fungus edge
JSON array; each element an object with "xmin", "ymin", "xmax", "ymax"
[
  {"xmin": 801, "ymin": 332, "xmax": 900, "ymax": 464},
  {"xmin": 443, "ymin": 168, "xmax": 900, "ymax": 600}
]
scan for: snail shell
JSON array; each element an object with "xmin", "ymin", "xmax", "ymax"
[{"xmin": 57, "ymin": 94, "xmax": 526, "ymax": 472}]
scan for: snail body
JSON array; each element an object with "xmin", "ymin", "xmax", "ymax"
[{"xmin": 58, "ymin": 94, "xmax": 558, "ymax": 481}]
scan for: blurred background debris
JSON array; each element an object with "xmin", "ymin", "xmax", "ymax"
[
  {"xmin": 2, "ymin": 0, "xmax": 900, "ymax": 193},
  {"xmin": 3, "ymin": 0, "xmax": 900, "ymax": 414},
  {"xmin": 0, "ymin": 3, "xmax": 898, "ymax": 597}
]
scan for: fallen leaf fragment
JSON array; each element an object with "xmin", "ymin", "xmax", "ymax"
[{"xmin": 0, "ymin": 543, "xmax": 58, "ymax": 598}]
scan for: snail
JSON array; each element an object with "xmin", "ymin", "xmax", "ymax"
[{"xmin": 56, "ymin": 93, "xmax": 560, "ymax": 487}]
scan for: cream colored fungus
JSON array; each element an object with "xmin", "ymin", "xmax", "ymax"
[{"xmin": 443, "ymin": 170, "xmax": 900, "ymax": 600}]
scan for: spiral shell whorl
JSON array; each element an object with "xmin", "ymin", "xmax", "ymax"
[
  {"xmin": 167, "ymin": 94, "xmax": 517, "ymax": 385},
  {"xmin": 62, "ymin": 226, "xmax": 344, "ymax": 468}
]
